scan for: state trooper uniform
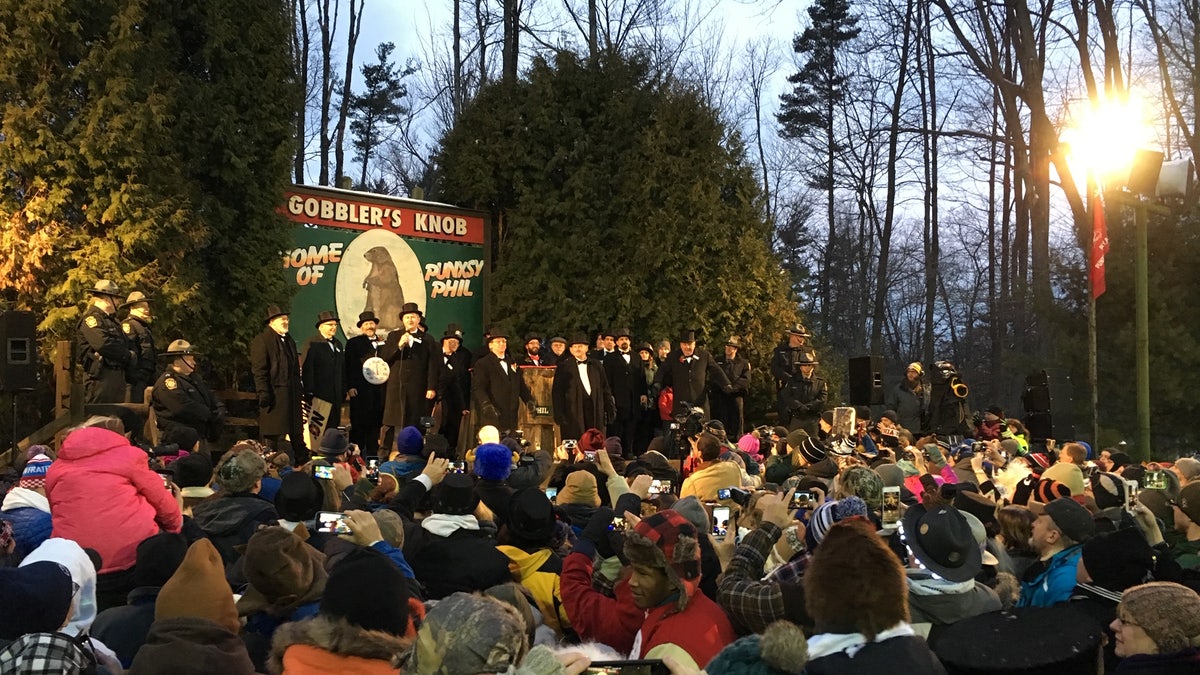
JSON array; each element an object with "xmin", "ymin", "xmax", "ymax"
[
  {"xmin": 75, "ymin": 280, "xmax": 136, "ymax": 404},
  {"xmin": 120, "ymin": 291, "xmax": 156, "ymax": 403},
  {"xmin": 151, "ymin": 339, "xmax": 226, "ymax": 448}
]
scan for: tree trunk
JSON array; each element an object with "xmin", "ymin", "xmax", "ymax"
[
  {"xmin": 453, "ymin": 0, "xmax": 462, "ymax": 119},
  {"xmin": 317, "ymin": 0, "xmax": 338, "ymax": 185},
  {"xmin": 291, "ymin": 0, "xmax": 311, "ymax": 184},
  {"xmin": 822, "ymin": 97, "xmax": 835, "ymax": 338},
  {"xmin": 589, "ymin": 0, "xmax": 598, "ymax": 57},
  {"xmin": 503, "ymin": 0, "xmax": 518, "ymax": 82},
  {"xmin": 333, "ymin": 0, "xmax": 364, "ymax": 184}
]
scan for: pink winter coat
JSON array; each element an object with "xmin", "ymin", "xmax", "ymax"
[{"xmin": 46, "ymin": 427, "xmax": 182, "ymax": 573}]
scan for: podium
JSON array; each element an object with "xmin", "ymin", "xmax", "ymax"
[{"xmin": 518, "ymin": 366, "xmax": 559, "ymax": 452}]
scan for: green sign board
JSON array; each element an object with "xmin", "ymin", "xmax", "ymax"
[{"xmin": 280, "ymin": 184, "xmax": 487, "ymax": 347}]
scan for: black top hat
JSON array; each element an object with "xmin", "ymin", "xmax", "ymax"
[
  {"xmin": 900, "ymin": 503, "xmax": 981, "ymax": 583},
  {"xmin": 119, "ymin": 290, "xmax": 149, "ymax": 309},
  {"xmin": 88, "ymin": 280, "xmax": 123, "ymax": 298},
  {"xmin": 434, "ymin": 473, "xmax": 478, "ymax": 515},
  {"xmin": 569, "ymin": 332, "xmax": 590, "ymax": 346},
  {"xmin": 677, "ymin": 329, "xmax": 697, "ymax": 343},
  {"xmin": 264, "ymin": 304, "xmax": 288, "ymax": 323},
  {"xmin": 356, "ymin": 311, "xmax": 379, "ymax": 328},
  {"xmin": 506, "ymin": 488, "xmax": 556, "ymax": 544},
  {"xmin": 399, "ymin": 302, "xmax": 422, "ymax": 318},
  {"xmin": 163, "ymin": 339, "xmax": 199, "ymax": 358},
  {"xmin": 314, "ymin": 310, "xmax": 339, "ymax": 328},
  {"xmin": 933, "ymin": 605, "xmax": 1103, "ymax": 674},
  {"xmin": 523, "ymin": 333, "xmax": 541, "ymax": 344},
  {"xmin": 601, "ymin": 328, "xmax": 617, "ymax": 338},
  {"xmin": 443, "ymin": 323, "xmax": 465, "ymax": 341},
  {"xmin": 614, "ymin": 328, "xmax": 632, "ymax": 339},
  {"xmin": 487, "ymin": 326, "xmax": 509, "ymax": 342}
]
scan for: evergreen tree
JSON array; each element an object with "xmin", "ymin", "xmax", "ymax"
[
  {"xmin": 0, "ymin": 0, "xmax": 299, "ymax": 378},
  {"xmin": 349, "ymin": 42, "xmax": 413, "ymax": 187},
  {"xmin": 434, "ymin": 52, "xmax": 800, "ymax": 371},
  {"xmin": 777, "ymin": 0, "xmax": 860, "ymax": 336}
]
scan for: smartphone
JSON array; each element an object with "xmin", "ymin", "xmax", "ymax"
[
  {"xmin": 656, "ymin": 480, "xmax": 671, "ymax": 495},
  {"xmin": 583, "ymin": 450, "xmax": 597, "ymax": 462},
  {"xmin": 367, "ymin": 458, "xmax": 380, "ymax": 470},
  {"xmin": 609, "ymin": 515, "xmax": 628, "ymax": 532},
  {"xmin": 448, "ymin": 461, "xmax": 466, "ymax": 474},
  {"xmin": 366, "ymin": 458, "xmax": 380, "ymax": 484},
  {"xmin": 711, "ymin": 506, "xmax": 731, "ymax": 540},
  {"xmin": 882, "ymin": 486, "xmax": 901, "ymax": 527},
  {"xmin": 1142, "ymin": 470, "xmax": 1168, "ymax": 490},
  {"xmin": 585, "ymin": 660, "xmax": 669, "ymax": 675},
  {"xmin": 545, "ymin": 486, "xmax": 558, "ymax": 502},
  {"xmin": 790, "ymin": 491, "xmax": 813, "ymax": 510},
  {"xmin": 717, "ymin": 487, "xmax": 732, "ymax": 501},
  {"xmin": 832, "ymin": 406, "xmax": 856, "ymax": 438},
  {"xmin": 1125, "ymin": 479, "xmax": 1140, "ymax": 511},
  {"xmin": 313, "ymin": 465, "xmax": 335, "ymax": 480},
  {"xmin": 156, "ymin": 471, "xmax": 173, "ymax": 489},
  {"xmin": 316, "ymin": 511, "xmax": 351, "ymax": 534}
]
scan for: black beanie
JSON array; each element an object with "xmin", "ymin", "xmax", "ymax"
[
  {"xmin": 134, "ymin": 532, "xmax": 189, "ymax": 587},
  {"xmin": 172, "ymin": 451, "xmax": 214, "ymax": 489},
  {"xmin": 320, "ymin": 546, "xmax": 412, "ymax": 635},
  {"xmin": 1080, "ymin": 527, "xmax": 1154, "ymax": 592},
  {"xmin": 274, "ymin": 472, "xmax": 325, "ymax": 522}
]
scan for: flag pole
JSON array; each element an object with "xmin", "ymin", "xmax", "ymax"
[{"xmin": 1087, "ymin": 180, "xmax": 1099, "ymax": 450}]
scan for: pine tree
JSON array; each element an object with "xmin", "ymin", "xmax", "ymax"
[
  {"xmin": 349, "ymin": 42, "xmax": 413, "ymax": 187},
  {"xmin": 777, "ymin": 0, "xmax": 860, "ymax": 337},
  {"xmin": 0, "ymin": 0, "xmax": 299, "ymax": 378}
]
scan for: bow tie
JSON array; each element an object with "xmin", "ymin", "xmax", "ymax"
[{"xmin": 577, "ymin": 360, "xmax": 588, "ymax": 366}]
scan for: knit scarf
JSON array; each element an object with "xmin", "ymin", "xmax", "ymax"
[
  {"xmin": 906, "ymin": 572, "xmax": 975, "ymax": 596},
  {"xmin": 806, "ymin": 622, "xmax": 917, "ymax": 660},
  {"xmin": 421, "ymin": 513, "xmax": 480, "ymax": 537}
]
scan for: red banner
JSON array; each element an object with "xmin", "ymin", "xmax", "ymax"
[{"xmin": 1091, "ymin": 190, "xmax": 1109, "ymax": 299}]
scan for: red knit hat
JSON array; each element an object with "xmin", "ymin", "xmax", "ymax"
[{"xmin": 579, "ymin": 428, "xmax": 606, "ymax": 452}]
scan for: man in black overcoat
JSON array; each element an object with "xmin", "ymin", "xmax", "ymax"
[{"xmin": 250, "ymin": 304, "xmax": 308, "ymax": 464}]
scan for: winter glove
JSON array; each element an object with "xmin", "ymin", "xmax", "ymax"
[
  {"xmin": 258, "ymin": 392, "xmax": 273, "ymax": 409},
  {"xmin": 581, "ymin": 506, "xmax": 617, "ymax": 559}
]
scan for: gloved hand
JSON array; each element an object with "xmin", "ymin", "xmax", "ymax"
[
  {"xmin": 581, "ymin": 506, "xmax": 618, "ymax": 559},
  {"xmin": 258, "ymin": 393, "xmax": 273, "ymax": 409}
]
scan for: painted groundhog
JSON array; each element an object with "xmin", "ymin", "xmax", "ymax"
[{"xmin": 363, "ymin": 246, "xmax": 405, "ymax": 331}]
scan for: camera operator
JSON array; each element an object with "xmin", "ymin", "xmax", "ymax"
[{"xmin": 776, "ymin": 352, "xmax": 827, "ymax": 433}]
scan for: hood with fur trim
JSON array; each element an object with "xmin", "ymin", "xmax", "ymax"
[{"xmin": 270, "ymin": 612, "xmax": 419, "ymax": 674}]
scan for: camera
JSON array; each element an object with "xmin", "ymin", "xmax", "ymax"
[{"xmin": 419, "ymin": 416, "xmax": 436, "ymax": 430}]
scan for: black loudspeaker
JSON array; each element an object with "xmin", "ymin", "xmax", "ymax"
[
  {"xmin": 847, "ymin": 355, "xmax": 884, "ymax": 406},
  {"xmin": 1021, "ymin": 369, "xmax": 1074, "ymax": 440},
  {"xmin": 0, "ymin": 311, "xmax": 37, "ymax": 392}
]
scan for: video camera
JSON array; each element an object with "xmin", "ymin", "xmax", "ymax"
[{"xmin": 665, "ymin": 401, "xmax": 705, "ymax": 458}]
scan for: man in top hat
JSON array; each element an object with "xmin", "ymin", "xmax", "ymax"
[
  {"xmin": 590, "ymin": 329, "xmax": 615, "ymax": 362},
  {"xmin": 471, "ymin": 326, "xmax": 535, "ymax": 436},
  {"xmin": 436, "ymin": 323, "xmax": 473, "ymax": 453},
  {"xmin": 652, "ymin": 329, "xmax": 731, "ymax": 418},
  {"xmin": 151, "ymin": 339, "xmax": 226, "ymax": 450},
  {"xmin": 76, "ymin": 280, "xmax": 138, "ymax": 404},
  {"xmin": 344, "ymin": 311, "xmax": 386, "ymax": 458},
  {"xmin": 251, "ymin": 304, "xmax": 308, "ymax": 464},
  {"xmin": 602, "ymin": 328, "xmax": 644, "ymax": 456},
  {"xmin": 777, "ymin": 351, "xmax": 826, "ymax": 433},
  {"xmin": 710, "ymin": 335, "xmax": 752, "ymax": 438},
  {"xmin": 519, "ymin": 333, "xmax": 551, "ymax": 367},
  {"xmin": 120, "ymin": 291, "xmax": 156, "ymax": 403},
  {"xmin": 379, "ymin": 302, "xmax": 439, "ymax": 448},
  {"xmin": 301, "ymin": 310, "xmax": 346, "ymax": 430},
  {"xmin": 770, "ymin": 323, "xmax": 817, "ymax": 392},
  {"xmin": 554, "ymin": 333, "xmax": 616, "ymax": 442}
]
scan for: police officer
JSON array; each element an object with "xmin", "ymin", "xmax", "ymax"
[
  {"xmin": 151, "ymin": 339, "xmax": 226, "ymax": 451},
  {"xmin": 75, "ymin": 280, "xmax": 136, "ymax": 404},
  {"xmin": 120, "ymin": 291, "xmax": 156, "ymax": 403},
  {"xmin": 778, "ymin": 352, "xmax": 827, "ymax": 432},
  {"xmin": 770, "ymin": 323, "xmax": 817, "ymax": 391}
]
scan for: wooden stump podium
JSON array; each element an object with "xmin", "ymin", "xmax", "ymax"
[{"xmin": 517, "ymin": 366, "xmax": 559, "ymax": 451}]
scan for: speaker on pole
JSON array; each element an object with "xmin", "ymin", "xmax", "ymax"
[
  {"xmin": 1021, "ymin": 369, "xmax": 1075, "ymax": 441},
  {"xmin": 847, "ymin": 355, "xmax": 884, "ymax": 406},
  {"xmin": 0, "ymin": 311, "xmax": 37, "ymax": 392}
]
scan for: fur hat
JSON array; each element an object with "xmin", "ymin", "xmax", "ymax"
[
  {"xmin": 411, "ymin": 592, "xmax": 529, "ymax": 675},
  {"xmin": 473, "ymin": 442, "xmax": 515, "ymax": 482},
  {"xmin": 156, "ymin": 539, "xmax": 240, "ymax": 633},
  {"xmin": 705, "ymin": 621, "xmax": 809, "ymax": 675},
  {"xmin": 1090, "ymin": 472, "xmax": 1127, "ymax": 511},
  {"xmin": 559, "ymin": 469, "xmax": 600, "ymax": 507},
  {"xmin": 804, "ymin": 519, "xmax": 908, "ymax": 640},
  {"xmin": 1120, "ymin": 582, "xmax": 1200, "ymax": 654},
  {"xmin": 623, "ymin": 510, "xmax": 702, "ymax": 612},
  {"xmin": 433, "ymin": 473, "xmax": 479, "ymax": 515},
  {"xmin": 238, "ymin": 527, "xmax": 327, "ymax": 618},
  {"xmin": 1080, "ymin": 527, "xmax": 1154, "ymax": 592},
  {"xmin": 18, "ymin": 453, "xmax": 52, "ymax": 491},
  {"xmin": 395, "ymin": 426, "xmax": 425, "ymax": 456}
]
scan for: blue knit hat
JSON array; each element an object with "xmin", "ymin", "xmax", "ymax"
[
  {"xmin": 472, "ymin": 443, "xmax": 514, "ymax": 481},
  {"xmin": 395, "ymin": 426, "xmax": 424, "ymax": 456}
]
